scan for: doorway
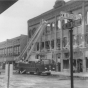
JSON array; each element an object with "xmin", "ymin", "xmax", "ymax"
[{"xmin": 77, "ymin": 59, "xmax": 83, "ymax": 72}]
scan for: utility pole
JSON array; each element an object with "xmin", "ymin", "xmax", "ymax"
[
  {"xmin": 58, "ymin": 10, "xmax": 82, "ymax": 88},
  {"xmin": 69, "ymin": 20, "xmax": 74, "ymax": 88}
]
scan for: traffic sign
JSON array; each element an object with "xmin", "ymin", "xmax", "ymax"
[
  {"xmin": 62, "ymin": 21, "xmax": 73, "ymax": 29},
  {"xmin": 58, "ymin": 11, "xmax": 82, "ymax": 20},
  {"xmin": 59, "ymin": 11, "xmax": 76, "ymax": 20},
  {"xmin": 73, "ymin": 19, "xmax": 81, "ymax": 27},
  {"xmin": 62, "ymin": 19, "xmax": 81, "ymax": 29}
]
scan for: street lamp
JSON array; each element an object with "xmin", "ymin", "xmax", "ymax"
[{"xmin": 58, "ymin": 11, "xmax": 82, "ymax": 88}]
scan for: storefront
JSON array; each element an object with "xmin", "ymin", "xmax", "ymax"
[
  {"xmin": 63, "ymin": 50, "xmax": 70, "ymax": 72},
  {"xmin": 85, "ymin": 51, "xmax": 88, "ymax": 71},
  {"xmin": 73, "ymin": 49, "xmax": 83, "ymax": 73}
]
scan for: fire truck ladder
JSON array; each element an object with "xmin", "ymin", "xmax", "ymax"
[
  {"xmin": 17, "ymin": 20, "xmax": 47, "ymax": 62},
  {"xmin": 25, "ymin": 20, "xmax": 48, "ymax": 61}
]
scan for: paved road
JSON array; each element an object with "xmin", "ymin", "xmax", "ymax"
[{"xmin": 0, "ymin": 73, "xmax": 88, "ymax": 88}]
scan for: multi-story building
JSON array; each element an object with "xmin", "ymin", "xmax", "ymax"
[
  {"xmin": 0, "ymin": 34, "xmax": 27, "ymax": 69},
  {"xmin": 27, "ymin": 0, "xmax": 88, "ymax": 73}
]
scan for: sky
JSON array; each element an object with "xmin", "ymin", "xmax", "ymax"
[{"xmin": 0, "ymin": 0, "xmax": 70, "ymax": 42}]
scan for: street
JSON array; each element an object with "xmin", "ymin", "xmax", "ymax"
[{"xmin": 0, "ymin": 73, "xmax": 88, "ymax": 88}]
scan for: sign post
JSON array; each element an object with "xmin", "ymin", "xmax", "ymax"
[
  {"xmin": 5, "ymin": 61, "xmax": 13, "ymax": 88},
  {"xmin": 69, "ymin": 20, "xmax": 74, "ymax": 88},
  {"xmin": 7, "ymin": 63, "xmax": 10, "ymax": 88}
]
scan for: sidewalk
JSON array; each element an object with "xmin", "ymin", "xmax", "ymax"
[{"xmin": 51, "ymin": 71, "xmax": 88, "ymax": 79}]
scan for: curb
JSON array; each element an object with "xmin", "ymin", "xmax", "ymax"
[{"xmin": 51, "ymin": 72, "xmax": 88, "ymax": 80}]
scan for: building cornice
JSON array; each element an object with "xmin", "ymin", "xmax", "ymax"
[{"xmin": 28, "ymin": 1, "xmax": 88, "ymax": 27}]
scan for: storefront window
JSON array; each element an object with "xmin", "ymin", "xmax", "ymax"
[
  {"xmin": 86, "ymin": 57, "xmax": 88, "ymax": 68},
  {"xmin": 63, "ymin": 60, "xmax": 69, "ymax": 69}
]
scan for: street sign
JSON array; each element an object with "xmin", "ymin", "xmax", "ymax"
[
  {"xmin": 62, "ymin": 19, "xmax": 81, "ymax": 29},
  {"xmin": 73, "ymin": 19, "xmax": 81, "ymax": 27},
  {"xmin": 62, "ymin": 21, "xmax": 73, "ymax": 29},
  {"xmin": 59, "ymin": 11, "xmax": 76, "ymax": 20},
  {"xmin": 58, "ymin": 11, "xmax": 82, "ymax": 20}
]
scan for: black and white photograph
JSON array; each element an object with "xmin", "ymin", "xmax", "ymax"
[{"xmin": 0, "ymin": 0, "xmax": 88, "ymax": 88}]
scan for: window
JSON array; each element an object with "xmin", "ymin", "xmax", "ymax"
[
  {"xmin": 57, "ymin": 20, "xmax": 61, "ymax": 30},
  {"xmin": 4, "ymin": 48, "xmax": 7, "ymax": 55},
  {"xmin": 77, "ymin": 26, "xmax": 82, "ymax": 34},
  {"xmin": 46, "ymin": 24, "xmax": 51, "ymax": 34},
  {"xmin": 73, "ymin": 35, "xmax": 76, "ymax": 45},
  {"xmin": 51, "ymin": 23, "xmax": 55, "ymax": 32},
  {"xmin": 63, "ymin": 60, "xmax": 69, "ymax": 69},
  {"xmin": 85, "ymin": 33, "xmax": 88, "ymax": 44},
  {"xmin": 2, "ymin": 49, "xmax": 4, "ymax": 55},
  {"xmin": 45, "ymin": 41, "xmax": 50, "ymax": 49},
  {"xmin": 56, "ymin": 38, "xmax": 60, "ymax": 50},
  {"xmin": 86, "ymin": 57, "xmax": 88, "ymax": 68},
  {"xmin": 8, "ymin": 47, "xmax": 12, "ymax": 56},
  {"xmin": 76, "ymin": 34, "xmax": 83, "ymax": 45},
  {"xmin": 32, "ymin": 28, "xmax": 36, "ymax": 35},
  {"xmin": 18, "ymin": 45, "xmax": 20, "ymax": 54},
  {"xmin": 57, "ymin": 53, "xmax": 61, "ymax": 58},
  {"xmin": 63, "ymin": 37, "xmax": 67, "ymax": 47},
  {"xmin": 76, "ymin": 13, "xmax": 82, "ymax": 20},
  {"xmin": 28, "ymin": 30, "xmax": 31, "ymax": 38},
  {"xmin": 64, "ymin": 53, "xmax": 69, "ymax": 58},
  {"xmin": 40, "ymin": 42, "xmax": 44, "ymax": 50},
  {"xmin": 13, "ymin": 46, "xmax": 19, "ymax": 56},
  {"xmin": 87, "ymin": 12, "xmax": 88, "ymax": 24},
  {"xmin": 36, "ymin": 54, "xmax": 39, "ymax": 59},
  {"xmin": 64, "ymin": 19, "xmax": 68, "ymax": 24},
  {"xmin": 37, "ymin": 42, "xmax": 39, "ymax": 51},
  {"xmin": 7, "ymin": 48, "xmax": 9, "ymax": 56},
  {"xmin": 51, "ymin": 40, "xmax": 54, "ymax": 49}
]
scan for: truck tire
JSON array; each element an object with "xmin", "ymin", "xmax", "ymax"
[
  {"xmin": 47, "ymin": 73, "xmax": 51, "ymax": 76},
  {"xmin": 30, "ymin": 72, "xmax": 34, "ymax": 75}
]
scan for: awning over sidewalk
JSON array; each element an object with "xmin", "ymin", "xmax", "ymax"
[{"xmin": 0, "ymin": 0, "xmax": 18, "ymax": 14}]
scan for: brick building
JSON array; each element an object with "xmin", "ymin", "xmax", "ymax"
[
  {"xmin": 0, "ymin": 34, "xmax": 27, "ymax": 69},
  {"xmin": 27, "ymin": 0, "xmax": 88, "ymax": 73}
]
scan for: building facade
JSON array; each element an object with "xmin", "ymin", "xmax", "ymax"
[
  {"xmin": 27, "ymin": 0, "xmax": 88, "ymax": 73},
  {"xmin": 0, "ymin": 34, "xmax": 27, "ymax": 69}
]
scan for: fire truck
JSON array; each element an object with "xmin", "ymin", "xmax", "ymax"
[
  {"xmin": 15, "ymin": 20, "xmax": 56, "ymax": 75},
  {"xmin": 16, "ymin": 59, "xmax": 56, "ymax": 75}
]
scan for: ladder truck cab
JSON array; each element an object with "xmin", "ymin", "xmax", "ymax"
[{"xmin": 15, "ymin": 20, "xmax": 56, "ymax": 75}]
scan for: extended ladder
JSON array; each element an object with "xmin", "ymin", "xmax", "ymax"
[
  {"xmin": 17, "ymin": 20, "xmax": 47, "ymax": 62},
  {"xmin": 25, "ymin": 20, "xmax": 47, "ymax": 61}
]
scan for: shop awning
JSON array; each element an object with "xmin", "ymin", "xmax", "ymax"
[{"xmin": 0, "ymin": 0, "xmax": 18, "ymax": 14}]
